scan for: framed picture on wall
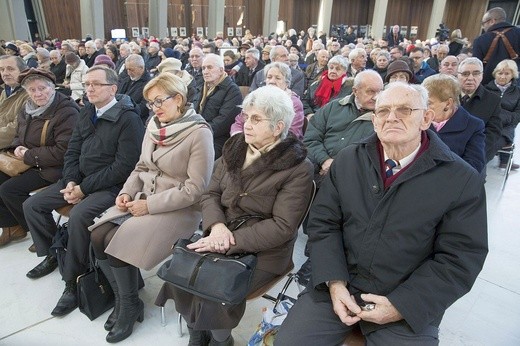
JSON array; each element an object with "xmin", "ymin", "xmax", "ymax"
[
  {"xmin": 142, "ymin": 27, "xmax": 149, "ymax": 38},
  {"xmin": 179, "ymin": 27, "xmax": 187, "ymax": 37},
  {"xmin": 227, "ymin": 27, "xmax": 234, "ymax": 37},
  {"xmin": 170, "ymin": 27, "xmax": 178, "ymax": 37},
  {"xmin": 235, "ymin": 27, "xmax": 242, "ymax": 37},
  {"xmin": 131, "ymin": 27, "xmax": 140, "ymax": 38},
  {"xmin": 196, "ymin": 27, "xmax": 204, "ymax": 36}
]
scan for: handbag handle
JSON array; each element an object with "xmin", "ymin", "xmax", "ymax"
[
  {"xmin": 40, "ymin": 119, "xmax": 50, "ymax": 146},
  {"xmin": 226, "ymin": 214, "xmax": 265, "ymax": 231},
  {"xmin": 88, "ymin": 243, "xmax": 101, "ymax": 282}
]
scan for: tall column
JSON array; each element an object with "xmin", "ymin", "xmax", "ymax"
[
  {"xmin": 263, "ymin": 0, "xmax": 280, "ymax": 36},
  {"xmin": 317, "ymin": 0, "xmax": 333, "ymax": 36},
  {"xmin": 371, "ymin": 0, "xmax": 389, "ymax": 40},
  {"xmin": 0, "ymin": 0, "xmax": 31, "ymax": 41},
  {"xmin": 149, "ymin": 0, "xmax": 168, "ymax": 38},
  {"xmin": 207, "ymin": 0, "xmax": 225, "ymax": 39},
  {"xmin": 427, "ymin": 0, "xmax": 447, "ymax": 40},
  {"xmin": 33, "ymin": 0, "xmax": 49, "ymax": 40},
  {"xmin": 80, "ymin": 0, "xmax": 105, "ymax": 40}
]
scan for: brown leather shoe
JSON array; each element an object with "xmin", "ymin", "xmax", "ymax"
[
  {"xmin": 0, "ymin": 226, "xmax": 27, "ymax": 246},
  {"xmin": 28, "ymin": 243, "xmax": 36, "ymax": 252}
]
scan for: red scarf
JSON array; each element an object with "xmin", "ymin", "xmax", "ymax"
[{"xmin": 314, "ymin": 70, "xmax": 346, "ymax": 107}]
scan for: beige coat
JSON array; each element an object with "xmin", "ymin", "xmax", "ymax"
[{"xmin": 92, "ymin": 124, "xmax": 214, "ymax": 270}]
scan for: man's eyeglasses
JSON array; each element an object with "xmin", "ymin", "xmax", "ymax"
[
  {"xmin": 82, "ymin": 82, "xmax": 113, "ymax": 89},
  {"xmin": 146, "ymin": 95, "xmax": 174, "ymax": 110},
  {"xmin": 374, "ymin": 106, "xmax": 424, "ymax": 119},
  {"xmin": 481, "ymin": 18, "xmax": 492, "ymax": 25},
  {"xmin": 241, "ymin": 113, "xmax": 270, "ymax": 125},
  {"xmin": 458, "ymin": 71, "xmax": 482, "ymax": 78}
]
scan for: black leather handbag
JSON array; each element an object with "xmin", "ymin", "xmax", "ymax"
[
  {"xmin": 76, "ymin": 245, "xmax": 115, "ymax": 320},
  {"xmin": 157, "ymin": 215, "xmax": 263, "ymax": 305}
]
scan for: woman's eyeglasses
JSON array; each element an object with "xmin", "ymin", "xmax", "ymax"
[
  {"xmin": 241, "ymin": 113, "xmax": 270, "ymax": 125},
  {"xmin": 146, "ymin": 95, "xmax": 174, "ymax": 110}
]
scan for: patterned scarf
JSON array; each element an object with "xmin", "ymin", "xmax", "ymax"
[
  {"xmin": 313, "ymin": 70, "xmax": 346, "ymax": 107},
  {"xmin": 147, "ymin": 105, "xmax": 209, "ymax": 146}
]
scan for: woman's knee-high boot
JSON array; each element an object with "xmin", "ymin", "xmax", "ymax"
[
  {"xmin": 106, "ymin": 265, "xmax": 144, "ymax": 343},
  {"xmin": 97, "ymin": 259, "xmax": 119, "ymax": 331}
]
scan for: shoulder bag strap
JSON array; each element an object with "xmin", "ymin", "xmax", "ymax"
[
  {"xmin": 483, "ymin": 28, "xmax": 518, "ymax": 64},
  {"xmin": 40, "ymin": 119, "xmax": 50, "ymax": 146}
]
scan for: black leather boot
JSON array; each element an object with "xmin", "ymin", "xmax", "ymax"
[
  {"xmin": 106, "ymin": 265, "xmax": 144, "ymax": 343},
  {"xmin": 188, "ymin": 326, "xmax": 211, "ymax": 346},
  {"xmin": 98, "ymin": 259, "xmax": 119, "ymax": 331}
]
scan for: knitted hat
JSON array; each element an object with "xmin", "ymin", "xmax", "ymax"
[
  {"xmin": 94, "ymin": 54, "xmax": 116, "ymax": 69},
  {"xmin": 385, "ymin": 60, "xmax": 413, "ymax": 83},
  {"xmin": 18, "ymin": 67, "xmax": 56, "ymax": 85},
  {"xmin": 157, "ymin": 58, "xmax": 182, "ymax": 74},
  {"xmin": 163, "ymin": 48, "xmax": 175, "ymax": 58}
]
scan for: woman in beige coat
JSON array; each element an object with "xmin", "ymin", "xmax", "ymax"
[
  {"xmin": 89, "ymin": 73, "xmax": 214, "ymax": 343},
  {"xmin": 170, "ymin": 86, "xmax": 314, "ymax": 346}
]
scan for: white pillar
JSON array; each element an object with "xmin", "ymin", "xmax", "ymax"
[
  {"xmin": 371, "ymin": 0, "xmax": 389, "ymax": 40},
  {"xmin": 207, "ymin": 0, "xmax": 225, "ymax": 39},
  {"xmin": 427, "ymin": 0, "xmax": 447, "ymax": 40},
  {"xmin": 149, "ymin": 0, "xmax": 168, "ymax": 39},
  {"xmin": 80, "ymin": 0, "xmax": 105, "ymax": 40},
  {"xmin": 263, "ymin": 0, "xmax": 280, "ymax": 36},
  {"xmin": 0, "ymin": 0, "xmax": 31, "ymax": 41},
  {"xmin": 317, "ymin": 0, "xmax": 333, "ymax": 36}
]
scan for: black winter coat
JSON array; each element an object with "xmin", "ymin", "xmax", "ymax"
[
  {"xmin": 193, "ymin": 76, "xmax": 243, "ymax": 159},
  {"xmin": 485, "ymin": 80, "xmax": 520, "ymax": 143},
  {"xmin": 62, "ymin": 94, "xmax": 144, "ymax": 194}
]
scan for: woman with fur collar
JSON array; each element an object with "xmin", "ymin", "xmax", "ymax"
[{"xmin": 170, "ymin": 85, "xmax": 314, "ymax": 346}]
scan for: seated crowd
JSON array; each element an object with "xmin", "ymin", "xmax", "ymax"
[{"xmin": 0, "ymin": 7, "xmax": 515, "ymax": 344}]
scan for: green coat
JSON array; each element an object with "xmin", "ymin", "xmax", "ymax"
[{"xmin": 304, "ymin": 93, "xmax": 375, "ymax": 167}]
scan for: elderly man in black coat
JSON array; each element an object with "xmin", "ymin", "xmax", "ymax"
[
  {"xmin": 117, "ymin": 54, "xmax": 151, "ymax": 124},
  {"xmin": 457, "ymin": 57, "xmax": 502, "ymax": 162},
  {"xmin": 193, "ymin": 54, "xmax": 243, "ymax": 159},
  {"xmin": 276, "ymin": 82, "xmax": 488, "ymax": 345}
]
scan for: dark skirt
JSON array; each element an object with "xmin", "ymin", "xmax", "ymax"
[{"xmin": 169, "ymin": 268, "xmax": 277, "ymax": 330}]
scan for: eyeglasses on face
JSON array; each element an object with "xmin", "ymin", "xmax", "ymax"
[
  {"xmin": 374, "ymin": 106, "xmax": 424, "ymax": 119},
  {"xmin": 458, "ymin": 71, "xmax": 482, "ymax": 78},
  {"xmin": 481, "ymin": 18, "xmax": 492, "ymax": 25},
  {"xmin": 240, "ymin": 113, "xmax": 270, "ymax": 125},
  {"xmin": 82, "ymin": 82, "xmax": 113, "ymax": 89},
  {"xmin": 146, "ymin": 95, "xmax": 174, "ymax": 110}
]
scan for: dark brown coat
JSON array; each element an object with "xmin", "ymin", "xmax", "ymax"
[{"xmin": 12, "ymin": 92, "xmax": 79, "ymax": 182}]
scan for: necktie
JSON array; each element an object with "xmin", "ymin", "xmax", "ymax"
[
  {"xmin": 385, "ymin": 159, "xmax": 397, "ymax": 178},
  {"xmin": 460, "ymin": 94, "xmax": 470, "ymax": 106}
]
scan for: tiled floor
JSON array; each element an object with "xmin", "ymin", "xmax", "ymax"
[{"xmin": 1, "ymin": 136, "xmax": 519, "ymax": 345}]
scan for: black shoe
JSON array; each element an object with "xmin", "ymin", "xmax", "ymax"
[
  {"xmin": 209, "ymin": 335, "xmax": 234, "ymax": 346},
  {"xmin": 26, "ymin": 255, "xmax": 58, "ymax": 279},
  {"xmin": 295, "ymin": 258, "xmax": 312, "ymax": 287},
  {"xmin": 499, "ymin": 162, "xmax": 519, "ymax": 170},
  {"xmin": 188, "ymin": 327, "xmax": 211, "ymax": 346},
  {"xmin": 51, "ymin": 280, "xmax": 78, "ymax": 317}
]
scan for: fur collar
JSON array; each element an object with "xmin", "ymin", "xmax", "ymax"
[{"xmin": 222, "ymin": 133, "xmax": 307, "ymax": 184}]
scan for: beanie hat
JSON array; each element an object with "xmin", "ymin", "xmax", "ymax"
[
  {"xmin": 94, "ymin": 54, "xmax": 116, "ymax": 69},
  {"xmin": 385, "ymin": 60, "xmax": 413, "ymax": 83}
]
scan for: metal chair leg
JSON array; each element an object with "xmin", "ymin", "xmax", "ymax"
[
  {"xmin": 160, "ymin": 306, "xmax": 166, "ymax": 327},
  {"xmin": 178, "ymin": 313, "xmax": 183, "ymax": 337}
]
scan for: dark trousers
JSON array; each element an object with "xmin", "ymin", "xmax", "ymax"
[
  {"xmin": 0, "ymin": 169, "xmax": 50, "ymax": 230},
  {"xmin": 275, "ymin": 291, "xmax": 439, "ymax": 346},
  {"xmin": 23, "ymin": 180, "xmax": 116, "ymax": 281}
]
